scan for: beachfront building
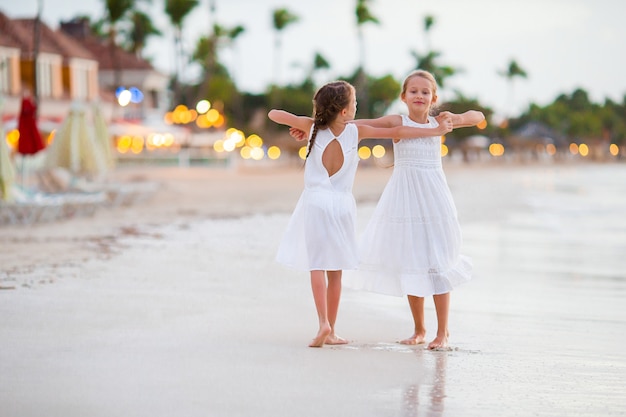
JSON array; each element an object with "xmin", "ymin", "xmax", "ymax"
[
  {"xmin": 0, "ymin": 11, "xmax": 170, "ymax": 133},
  {"xmin": 0, "ymin": 10, "xmax": 99, "ymax": 129},
  {"xmin": 58, "ymin": 17, "xmax": 170, "ymax": 123}
]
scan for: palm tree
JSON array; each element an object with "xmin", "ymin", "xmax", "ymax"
[
  {"xmin": 422, "ymin": 15, "xmax": 435, "ymax": 51},
  {"xmin": 410, "ymin": 15, "xmax": 459, "ymax": 91},
  {"xmin": 300, "ymin": 51, "xmax": 330, "ymax": 86},
  {"xmin": 410, "ymin": 50, "xmax": 457, "ymax": 89},
  {"xmin": 126, "ymin": 10, "xmax": 161, "ymax": 57},
  {"xmin": 355, "ymin": 0, "xmax": 379, "ymax": 117},
  {"xmin": 498, "ymin": 59, "xmax": 528, "ymax": 117},
  {"xmin": 102, "ymin": 0, "xmax": 136, "ymax": 90},
  {"xmin": 165, "ymin": 0, "xmax": 200, "ymax": 105},
  {"xmin": 193, "ymin": 23, "xmax": 245, "ymax": 97},
  {"xmin": 272, "ymin": 8, "xmax": 299, "ymax": 86}
]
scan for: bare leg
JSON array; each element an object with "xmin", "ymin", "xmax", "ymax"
[
  {"xmin": 325, "ymin": 270, "xmax": 348, "ymax": 345},
  {"xmin": 309, "ymin": 270, "xmax": 331, "ymax": 347},
  {"xmin": 428, "ymin": 292, "xmax": 450, "ymax": 350},
  {"xmin": 399, "ymin": 295, "xmax": 426, "ymax": 345}
]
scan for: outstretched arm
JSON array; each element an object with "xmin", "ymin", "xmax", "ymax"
[
  {"xmin": 437, "ymin": 110, "xmax": 485, "ymax": 128},
  {"xmin": 351, "ymin": 114, "xmax": 402, "ymax": 128},
  {"xmin": 357, "ymin": 117, "xmax": 452, "ymax": 141},
  {"xmin": 268, "ymin": 109, "xmax": 314, "ymax": 133}
]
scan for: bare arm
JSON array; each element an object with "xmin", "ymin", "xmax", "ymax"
[
  {"xmin": 351, "ymin": 114, "xmax": 402, "ymax": 128},
  {"xmin": 268, "ymin": 109, "xmax": 314, "ymax": 133},
  {"xmin": 437, "ymin": 110, "xmax": 485, "ymax": 128},
  {"xmin": 357, "ymin": 120, "xmax": 452, "ymax": 141}
]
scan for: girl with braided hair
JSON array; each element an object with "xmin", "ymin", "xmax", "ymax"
[{"xmin": 268, "ymin": 80, "xmax": 452, "ymax": 347}]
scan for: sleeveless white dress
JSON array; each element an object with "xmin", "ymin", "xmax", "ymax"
[
  {"xmin": 276, "ymin": 123, "xmax": 360, "ymax": 272},
  {"xmin": 345, "ymin": 115, "xmax": 472, "ymax": 296}
]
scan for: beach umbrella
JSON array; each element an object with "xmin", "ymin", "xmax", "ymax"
[
  {"xmin": 16, "ymin": 93, "xmax": 46, "ymax": 156},
  {"xmin": 14, "ymin": 92, "xmax": 46, "ymax": 185},
  {"xmin": 44, "ymin": 102, "xmax": 107, "ymax": 178},
  {"xmin": 0, "ymin": 110, "xmax": 16, "ymax": 202},
  {"xmin": 91, "ymin": 103, "xmax": 115, "ymax": 170}
]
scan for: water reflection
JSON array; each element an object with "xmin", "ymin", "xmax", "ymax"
[{"xmin": 403, "ymin": 351, "xmax": 448, "ymax": 417}]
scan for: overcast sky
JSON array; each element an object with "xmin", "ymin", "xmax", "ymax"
[{"xmin": 5, "ymin": 0, "xmax": 626, "ymax": 117}]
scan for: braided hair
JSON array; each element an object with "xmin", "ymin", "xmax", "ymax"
[{"xmin": 306, "ymin": 81, "xmax": 354, "ymax": 159}]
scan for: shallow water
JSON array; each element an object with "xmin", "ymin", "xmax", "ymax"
[{"xmin": 344, "ymin": 163, "xmax": 626, "ymax": 416}]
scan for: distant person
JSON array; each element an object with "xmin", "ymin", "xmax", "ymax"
[
  {"xmin": 346, "ymin": 70, "xmax": 484, "ymax": 349},
  {"xmin": 268, "ymin": 80, "xmax": 453, "ymax": 347}
]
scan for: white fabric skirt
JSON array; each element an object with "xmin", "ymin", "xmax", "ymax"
[
  {"xmin": 276, "ymin": 189, "xmax": 359, "ymax": 272},
  {"xmin": 344, "ymin": 166, "xmax": 472, "ymax": 296}
]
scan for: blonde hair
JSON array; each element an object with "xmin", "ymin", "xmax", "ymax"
[{"xmin": 401, "ymin": 70, "xmax": 439, "ymax": 114}]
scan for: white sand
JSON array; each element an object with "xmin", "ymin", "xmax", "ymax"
[{"xmin": 1, "ymin": 161, "xmax": 625, "ymax": 417}]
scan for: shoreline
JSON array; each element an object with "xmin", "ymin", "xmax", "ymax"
[{"xmin": 1, "ymin": 160, "xmax": 622, "ymax": 275}]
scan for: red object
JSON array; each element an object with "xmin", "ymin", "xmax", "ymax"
[{"xmin": 17, "ymin": 96, "xmax": 46, "ymax": 155}]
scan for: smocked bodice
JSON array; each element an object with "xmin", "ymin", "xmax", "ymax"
[{"xmin": 393, "ymin": 115, "xmax": 442, "ymax": 169}]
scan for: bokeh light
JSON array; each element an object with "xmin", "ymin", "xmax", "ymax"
[
  {"xmin": 372, "ymin": 145, "xmax": 386, "ymax": 158},
  {"xmin": 358, "ymin": 146, "xmax": 371, "ymax": 159},
  {"xmin": 240, "ymin": 146, "xmax": 252, "ymax": 159},
  {"xmin": 609, "ymin": 144, "xmax": 619, "ymax": 156},
  {"xmin": 117, "ymin": 89, "xmax": 132, "ymax": 106},
  {"xmin": 267, "ymin": 146, "xmax": 281, "ymax": 160},
  {"xmin": 213, "ymin": 139, "xmax": 225, "ymax": 153},
  {"xmin": 250, "ymin": 147, "xmax": 264, "ymax": 160},
  {"xmin": 489, "ymin": 143, "xmax": 505, "ymax": 156},
  {"xmin": 6, "ymin": 129, "xmax": 19, "ymax": 149},
  {"xmin": 196, "ymin": 100, "xmax": 211, "ymax": 114}
]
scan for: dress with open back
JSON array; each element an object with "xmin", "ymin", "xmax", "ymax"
[{"xmin": 276, "ymin": 123, "xmax": 360, "ymax": 272}]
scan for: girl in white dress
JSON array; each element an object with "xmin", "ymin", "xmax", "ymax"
[
  {"xmin": 268, "ymin": 80, "xmax": 452, "ymax": 347},
  {"xmin": 346, "ymin": 70, "xmax": 485, "ymax": 349}
]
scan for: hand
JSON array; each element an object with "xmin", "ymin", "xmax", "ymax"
[
  {"xmin": 289, "ymin": 127, "xmax": 308, "ymax": 141},
  {"xmin": 438, "ymin": 115, "xmax": 453, "ymax": 134}
]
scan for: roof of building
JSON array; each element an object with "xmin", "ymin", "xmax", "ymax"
[
  {"xmin": 1, "ymin": 12, "xmax": 157, "ymax": 73},
  {"xmin": 0, "ymin": 11, "xmax": 96, "ymax": 61},
  {"xmin": 60, "ymin": 18, "xmax": 155, "ymax": 71}
]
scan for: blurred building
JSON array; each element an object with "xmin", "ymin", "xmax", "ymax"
[{"xmin": 0, "ymin": 10, "xmax": 169, "ymax": 131}]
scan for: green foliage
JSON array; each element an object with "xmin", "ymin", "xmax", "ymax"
[
  {"xmin": 410, "ymin": 50, "xmax": 458, "ymax": 88},
  {"xmin": 272, "ymin": 8, "xmax": 299, "ymax": 30},
  {"xmin": 165, "ymin": 0, "xmax": 199, "ymax": 26},
  {"xmin": 513, "ymin": 88, "xmax": 626, "ymax": 145},
  {"xmin": 356, "ymin": 0, "xmax": 380, "ymax": 25},
  {"xmin": 499, "ymin": 60, "xmax": 527, "ymax": 80},
  {"xmin": 81, "ymin": 5, "xmax": 626, "ymax": 148},
  {"xmin": 366, "ymin": 75, "xmax": 401, "ymax": 117}
]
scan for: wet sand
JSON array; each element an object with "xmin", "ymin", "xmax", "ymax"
[{"xmin": 1, "ymin": 161, "xmax": 625, "ymax": 416}]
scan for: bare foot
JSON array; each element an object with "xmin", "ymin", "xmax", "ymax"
[
  {"xmin": 399, "ymin": 333, "xmax": 426, "ymax": 345},
  {"xmin": 427, "ymin": 334, "xmax": 449, "ymax": 350},
  {"xmin": 309, "ymin": 324, "xmax": 332, "ymax": 348},
  {"xmin": 325, "ymin": 334, "xmax": 349, "ymax": 345}
]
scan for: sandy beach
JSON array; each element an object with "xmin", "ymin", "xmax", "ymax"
[{"xmin": 1, "ymin": 160, "xmax": 625, "ymax": 417}]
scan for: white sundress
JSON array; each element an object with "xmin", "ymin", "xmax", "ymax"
[
  {"xmin": 276, "ymin": 123, "xmax": 360, "ymax": 272},
  {"xmin": 344, "ymin": 115, "xmax": 472, "ymax": 296}
]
